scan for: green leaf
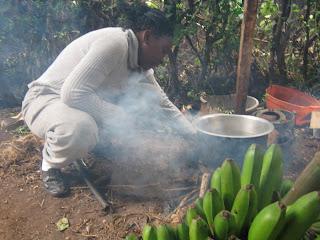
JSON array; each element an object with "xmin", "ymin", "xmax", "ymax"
[
  {"xmin": 145, "ymin": 1, "xmax": 158, "ymax": 9},
  {"xmin": 56, "ymin": 217, "xmax": 69, "ymax": 231},
  {"xmin": 194, "ymin": 57, "xmax": 201, "ymax": 67}
]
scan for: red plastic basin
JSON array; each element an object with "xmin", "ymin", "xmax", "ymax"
[{"xmin": 266, "ymin": 85, "xmax": 320, "ymax": 126}]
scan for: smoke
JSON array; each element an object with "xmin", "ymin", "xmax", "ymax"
[
  {"xmin": 102, "ymin": 71, "xmax": 181, "ymax": 140},
  {"xmin": 95, "ymin": 71, "xmax": 198, "ymax": 193}
]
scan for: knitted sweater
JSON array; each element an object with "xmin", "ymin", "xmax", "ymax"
[{"xmin": 27, "ymin": 27, "xmax": 196, "ymax": 136}]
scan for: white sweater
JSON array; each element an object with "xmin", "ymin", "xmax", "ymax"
[{"xmin": 28, "ymin": 27, "xmax": 196, "ymax": 136}]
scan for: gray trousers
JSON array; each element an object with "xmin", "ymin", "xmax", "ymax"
[{"xmin": 22, "ymin": 87, "xmax": 99, "ymax": 169}]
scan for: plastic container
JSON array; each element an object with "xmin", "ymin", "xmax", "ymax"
[{"xmin": 266, "ymin": 85, "xmax": 320, "ymax": 126}]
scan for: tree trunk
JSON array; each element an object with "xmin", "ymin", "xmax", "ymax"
[
  {"xmin": 234, "ymin": 0, "xmax": 258, "ymax": 114},
  {"xmin": 167, "ymin": 46, "xmax": 180, "ymax": 97},
  {"xmin": 302, "ymin": 0, "xmax": 311, "ymax": 83}
]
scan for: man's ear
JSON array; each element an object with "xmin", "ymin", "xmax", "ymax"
[{"xmin": 143, "ymin": 30, "xmax": 152, "ymax": 45}]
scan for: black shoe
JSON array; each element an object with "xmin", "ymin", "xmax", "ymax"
[{"xmin": 41, "ymin": 168, "xmax": 69, "ymax": 197}]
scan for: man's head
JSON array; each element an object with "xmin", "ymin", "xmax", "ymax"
[{"xmin": 119, "ymin": 3, "xmax": 174, "ymax": 70}]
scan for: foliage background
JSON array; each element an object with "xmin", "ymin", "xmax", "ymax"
[{"xmin": 0, "ymin": 0, "xmax": 319, "ymax": 109}]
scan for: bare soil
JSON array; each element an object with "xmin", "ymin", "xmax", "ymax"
[{"xmin": 0, "ymin": 107, "xmax": 319, "ymax": 240}]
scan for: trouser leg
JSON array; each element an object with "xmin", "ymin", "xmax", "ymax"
[{"xmin": 22, "ymin": 94, "xmax": 99, "ymax": 169}]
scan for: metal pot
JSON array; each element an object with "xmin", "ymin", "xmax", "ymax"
[{"xmin": 193, "ymin": 114, "xmax": 274, "ymax": 168}]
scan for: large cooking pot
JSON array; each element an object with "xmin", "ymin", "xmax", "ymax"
[{"xmin": 193, "ymin": 114, "xmax": 274, "ymax": 168}]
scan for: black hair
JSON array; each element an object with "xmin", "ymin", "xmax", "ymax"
[{"xmin": 118, "ymin": 2, "xmax": 174, "ymax": 38}]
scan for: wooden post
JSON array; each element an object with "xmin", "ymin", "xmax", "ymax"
[{"xmin": 234, "ymin": 0, "xmax": 258, "ymax": 114}]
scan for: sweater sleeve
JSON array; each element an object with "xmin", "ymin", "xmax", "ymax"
[
  {"xmin": 143, "ymin": 69, "xmax": 197, "ymax": 136},
  {"xmin": 60, "ymin": 36, "xmax": 127, "ymax": 126}
]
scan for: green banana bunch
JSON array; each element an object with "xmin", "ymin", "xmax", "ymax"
[
  {"xmin": 231, "ymin": 184, "xmax": 258, "ymax": 236},
  {"xmin": 277, "ymin": 191, "xmax": 320, "ymax": 240},
  {"xmin": 142, "ymin": 223, "xmax": 157, "ymax": 240},
  {"xmin": 258, "ymin": 144, "xmax": 283, "ymax": 211},
  {"xmin": 213, "ymin": 210, "xmax": 236, "ymax": 240},
  {"xmin": 177, "ymin": 223, "xmax": 189, "ymax": 240},
  {"xmin": 221, "ymin": 158, "xmax": 241, "ymax": 211},
  {"xmin": 211, "ymin": 167, "xmax": 222, "ymax": 195},
  {"xmin": 157, "ymin": 224, "xmax": 170, "ymax": 240},
  {"xmin": 248, "ymin": 201, "xmax": 286, "ymax": 240},
  {"xmin": 189, "ymin": 215, "xmax": 211, "ymax": 240},
  {"xmin": 241, "ymin": 144, "xmax": 264, "ymax": 193},
  {"xmin": 187, "ymin": 202, "xmax": 207, "ymax": 226},
  {"xmin": 125, "ymin": 234, "xmax": 139, "ymax": 240},
  {"xmin": 280, "ymin": 178, "xmax": 294, "ymax": 199},
  {"xmin": 203, "ymin": 188, "xmax": 225, "ymax": 234}
]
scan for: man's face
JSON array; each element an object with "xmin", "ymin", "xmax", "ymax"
[{"xmin": 138, "ymin": 31, "xmax": 173, "ymax": 70}]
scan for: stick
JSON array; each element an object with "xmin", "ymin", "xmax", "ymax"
[
  {"xmin": 165, "ymin": 186, "xmax": 197, "ymax": 192},
  {"xmin": 106, "ymin": 183, "xmax": 161, "ymax": 189},
  {"xmin": 1, "ymin": 112, "xmax": 24, "ymax": 130},
  {"xmin": 283, "ymin": 151, "xmax": 320, "ymax": 205},
  {"xmin": 74, "ymin": 160, "xmax": 110, "ymax": 210},
  {"xmin": 166, "ymin": 188, "xmax": 199, "ymax": 221},
  {"xmin": 199, "ymin": 172, "xmax": 211, "ymax": 198}
]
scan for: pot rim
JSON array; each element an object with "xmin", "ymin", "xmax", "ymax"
[{"xmin": 192, "ymin": 113, "xmax": 274, "ymax": 138}]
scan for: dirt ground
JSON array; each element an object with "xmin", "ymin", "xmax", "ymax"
[{"xmin": 0, "ymin": 107, "xmax": 319, "ymax": 240}]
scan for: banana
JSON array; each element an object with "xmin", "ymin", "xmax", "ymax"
[
  {"xmin": 189, "ymin": 215, "xmax": 210, "ymax": 240},
  {"xmin": 187, "ymin": 203, "xmax": 199, "ymax": 226},
  {"xmin": 195, "ymin": 197, "xmax": 204, "ymax": 209},
  {"xmin": 280, "ymin": 178, "xmax": 293, "ymax": 198},
  {"xmin": 231, "ymin": 184, "xmax": 258, "ymax": 236},
  {"xmin": 248, "ymin": 201, "xmax": 286, "ymax": 240},
  {"xmin": 221, "ymin": 158, "xmax": 241, "ymax": 211},
  {"xmin": 166, "ymin": 223, "xmax": 177, "ymax": 240},
  {"xmin": 177, "ymin": 223, "xmax": 189, "ymax": 240},
  {"xmin": 274, "ymin": 162, "xmax": 284, "ymax": 193},
  {"xmin": 277, "ymin": 191, "xmax": 320, "ymax": 240},
  {"xmin": 194, "ymin": 202, "xmax": 207, "ymax": 223},
  {"xmin": 211, "ymin": 167, "xmax": 222, "ymax": 194},
  {"xmin": 213, "ymin": 210, "xmax": 236, "ymax": 240},
  {"xmin": 203, "ymin": 188, "xmax": 225, "ymax": 233},
  {"xmin": 157, "ymin": 224, "xmax": 170, "ymax": 240},
  {"xmin": 241, "ymin": 144, "xmax": 264, "ymax": 193},
  {"xmin": 258, "ymin": 144, "xmax": 283, "ymax": 211},
  {"xmin": 187, "ymin": 202, "xmax": 207, "ymax": 226},
  {"xmin": 125, "ymin": 234, "xmax": 139, "ymax": 240},
  {"xmin": 142, "ymin": 223, "xmax": 157, "ymax": 240},
  {"xmin": 242, "ymin": 184, "xmax": 258, "ymax": 231}
]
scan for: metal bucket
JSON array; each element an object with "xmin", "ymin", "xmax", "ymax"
[
  {"xmin": 193, "ymin": 114, "xmax": 274, "ymax": 168},
  {"xmin": 200, "ymin": 94, "xmax": 259, "ymax": 115}
]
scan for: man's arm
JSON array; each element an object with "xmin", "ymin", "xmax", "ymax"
[{"xmin": 142, "ymin": 69, "xmax": 197, "ymax": 136}]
